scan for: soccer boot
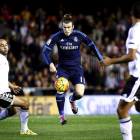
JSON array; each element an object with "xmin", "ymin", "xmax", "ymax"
[
  {"xmin": 59, "ymin": 115, "xmax": 67, "ymax": 125},
  {"xmin": 20, "ymin": 129, "xmax": 38, "ymax": 135},
  {"xmin": 69, "ymin": 95, "xmax": 78, "ymax": 114}
]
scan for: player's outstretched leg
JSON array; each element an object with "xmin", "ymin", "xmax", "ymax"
[
  {"xmin": 0, "ymin": 107, "xmax": 17, "ymax": 120},
  {"xmin": 13, "ymin": 96, "xmax": 37, "ymax": 135},
  {"xmin": 56, "ymin": 92, "xmax": 67, "ymax": 125},
  {"xmin": 69, "ymin": 84, "xmax": 85, "ymax": 114}
]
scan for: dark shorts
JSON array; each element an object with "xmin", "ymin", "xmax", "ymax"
[
  {"xmin": 121, "ymin": 75, "xmax": 140, "ymax": 102},
  {"xmin": 0, "ymin": 92, "xmax": 15, "ymax": 108},
  {"xmin": 56, "ymin": 65, "xmax": 85, "ymax": 86}
]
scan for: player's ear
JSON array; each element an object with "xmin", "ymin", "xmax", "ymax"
[{"xmin": 72, "ymin": 25, "xmax": 74, "ymax": 29}]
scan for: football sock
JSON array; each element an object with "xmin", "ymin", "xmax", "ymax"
[
  {"xmin": 56, "ymin": 93, "xmax": 65, "ymax": 116},
  {"xmin": 70, "ymin": 92, "xmax": 81, "ymax": 102},
  {"xmin": 20, "ymin": 108, "xmax": 29, "ymax": 132},
  {"xmin": 119, "ymin": 116, "xmax": 132, "ymax": 140},
  {"xmin": 0, "ymin": 109, "xmax": 10, "ymax": 120}
]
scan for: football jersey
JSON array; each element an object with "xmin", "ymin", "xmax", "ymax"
[
  {"xmin": 0, "ymin": 54, "xmax": 11, "ymax": 94},
  {"xmin": 42, "ymin": 29, "xmax": 103, "ymax": 67},
  {"xmin": 126, "ymin": 22, "xmax": 140, "ymax": 77}
]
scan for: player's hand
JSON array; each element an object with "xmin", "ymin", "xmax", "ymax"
[
  {"xmin": 11, "ymin": 85, "xmax": 21, "ymax": 94},
  {"xmin": 100, "ymin": 56, "xmax": 112, "ymax": 68},
  {"xmin": 49, "ymin": 63, "xmax": 57, "ymax": 73}
]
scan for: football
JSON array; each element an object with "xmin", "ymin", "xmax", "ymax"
[{"xmin": 54, "ymin": 77, "xmax": 69, "ymax": 92}]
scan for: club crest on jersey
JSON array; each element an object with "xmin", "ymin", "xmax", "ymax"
[
  {"xmin": 46, "ymin": 39, "xmax": 51, "ymax": 45},
  {"xmin": 74, "ymin": 37, "xmax": 78, "ymax": 42}
]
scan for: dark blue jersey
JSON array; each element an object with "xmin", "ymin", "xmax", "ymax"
[{"xmin": 42, "ymin": 29, "xmax": 103, "ymax": 67}]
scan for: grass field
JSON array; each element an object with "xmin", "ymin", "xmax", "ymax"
[{"xmin": 0, "ymin": 115, "xmax": 140, "ymax": 140}]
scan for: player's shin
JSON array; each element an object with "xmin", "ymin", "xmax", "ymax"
[
  {"xmin": 20, "ymin": 108, "xmax": 29, "ymax": 132},
  {"xmin": 56, "ymin": 93, "xmax": 65, "ymax": 116},
  {"xmin": 119, "ymin": 116, "xmax": 132, "ymax": 140}
]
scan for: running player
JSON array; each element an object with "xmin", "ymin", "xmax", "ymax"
[
  {"xmin": 100, "ymin": 2, "xmax": 140, "ymax": 140},
  {"xmin": 0, "ymin": 39, "xmax": 37, "ymax": 135},
  {"xmin": 42, "ymin": 14, "xmax": 103, "ymax": 125}
]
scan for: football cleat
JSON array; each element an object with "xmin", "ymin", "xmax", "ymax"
[
  {"xmin": 69, "ymin": 95, "xmax": 78, "ymax": 114},
  {"xmin": 59, "ymin": 115, "xmax": 67, "ymax": 125},
  {"xmin": 20, "ymin": 129, "xmax": 37, "ymax": 135}
]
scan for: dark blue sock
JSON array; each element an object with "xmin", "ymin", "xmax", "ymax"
[
  {"xmin": 70, "ymin": 92, "xmax": 82, "ymax": 102},
  {"xmin": 56, "ymin": 93, "xmax": 65, "ymax": 116}
]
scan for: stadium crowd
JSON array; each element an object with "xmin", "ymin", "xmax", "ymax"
[{"xmin": 0, "ymin": 3, "xmax": 132, "ymax": 95}]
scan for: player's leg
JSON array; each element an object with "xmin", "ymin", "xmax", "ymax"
[
  {"xmin": 117, "ymin": 99, "xmax": 136, "ymax": 140},
  {"xmin": 56, "ymin": 90, "xmax": 67, "ymax": 125},
  {"xmin": 69, "ymin": 84, "xmax": 85, "ymax": 114},
  {"xmin": 55, "ymin": 67, "xmax": 68, "ymax": 125},
  {"xmin": 13, "ymin": 96, "xmax": 37, "ymax": 135},
  {"xmin": 0, "ymin": 107, "xmax": 17, "ymax": 120},
  {"xmin": 69, "ymin": 68, "xmax": 85, "ymax": 114}
]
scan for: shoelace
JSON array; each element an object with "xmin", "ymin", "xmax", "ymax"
[
  {"xmin": 71, "ymin": 102, "xmax": 76, "ymax": 109},
  {"xmin": 61, "ymin": 116, "xmax": 65, "ymax": 121}
]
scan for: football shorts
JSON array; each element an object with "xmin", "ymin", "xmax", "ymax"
[
  {"xmin": 56, "ymin": 65, "xmax": 85, "ymax": 86},
  {"xmin": 0, "ymin": 92, "xmax": 15, "ymax": 108},
  {"xmin": 121, "ymin": 75, "xmax": 140, "ymax": 102}
]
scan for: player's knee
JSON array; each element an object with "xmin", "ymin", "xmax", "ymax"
[
  {"xmin": 117, "ymin": 107, "xmax": 123, "ymax": 116},
  {"xmin": 22, "ymin": 100, "xmax": 29, "ymax": 109},
  {"xmin": 117, "ymin": 106, "xmax": 128, "ymax": 118}
]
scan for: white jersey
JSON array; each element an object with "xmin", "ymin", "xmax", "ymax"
[
  {"xmin": 126, "ymin": 22, "xmax": 140, "ymax": 78},
  {"xmin": 0, "ymin": 54, "xmax": 11, "ymax": 94}
]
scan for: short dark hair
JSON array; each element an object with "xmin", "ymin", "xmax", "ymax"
[
  {"xmin": 132, "ymin": 1, "xmax": 140, "ymax": 19},
  {"xmin": 62, "ymin": 13, "xmax": 73, "ymax": 25}
]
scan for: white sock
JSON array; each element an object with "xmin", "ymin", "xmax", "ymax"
[
  {"xmin": 20, "ymin": 108, "xmax": 29, "ymax": 132},
  {"xmin": 0, "ymin": 110, "xmax": 10, "ymax": 120},
  {"xmin": 119, "ymin": 116, "xmax": 132, "ymax": 140}
]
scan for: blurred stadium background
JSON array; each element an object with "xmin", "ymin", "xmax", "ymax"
[{"xmin": 0, "ymin": 1, "xmax": 139, "ymax": 115}]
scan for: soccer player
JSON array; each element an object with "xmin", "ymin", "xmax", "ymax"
[
  {"xmin": 0, "ymin": 39, "xmax": 37, "ymax": 135},
  {"xmin": 100, "ymin": 2, "xmax": 140, "ymax": 140},
  {"xmin": 42, "ymin": 14, "xmax": 103, "ymax": 125}
]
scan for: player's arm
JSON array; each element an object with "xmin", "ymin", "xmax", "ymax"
[
  {"xmin": 100, "ymin": 49, "xmax": 136, "ymax": 67},
  {"xmin": 81, "ymin": 33, "xmax": 103, "ymax": 61},
  {"xmin": 42, "ymin": 38, "xmax": 57, "ymax": 73},
  {"xmin": 8, "ymin": 81, "xmax": 21, "ymax": 94}
]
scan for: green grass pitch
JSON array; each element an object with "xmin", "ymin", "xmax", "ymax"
[{"xmin": 0, "ymin": 115, "xmax": 140, "ymax": 140}]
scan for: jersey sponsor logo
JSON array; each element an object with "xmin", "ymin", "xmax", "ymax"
[
  {"xmin": 60, "ymin": 42, "xmax": 78, "ymax": 50},
  {"xmin": 60, "ymin": 45, "xmax": 78, "ymax": 50},
  {"xmin": 46, "ymin": 39, "xmax": 52, "ymax": 45}
]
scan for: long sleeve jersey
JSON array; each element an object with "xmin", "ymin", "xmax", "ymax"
[{"xmin": 42, "ymin": 29, "xmax": 103, "ymax": 67}]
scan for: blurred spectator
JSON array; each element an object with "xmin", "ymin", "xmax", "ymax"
[
  {"xmin": 92, "ymin": 23, "xmax": 104, "ymax": 43},
  {"xmin": 106, "ymin": 40, "xmax": 119, "ymax": 58},
  {"xmin": 105, "ymin": 71, "xmax": 119, "ymax": 94},
  {"xmin": 20, "ymin": 22, "xmax": 28, "ymax": 38},
  {"xmin": 20, "ymin": 5, "xmax": 31, "ymax": 22},
  {"xmin": 1, "ymin": 3, "xmax": 11, "ymax": 20},
  {"xmin": 8, "ymin": 15, "xmax": 20, "ymax": 32}
]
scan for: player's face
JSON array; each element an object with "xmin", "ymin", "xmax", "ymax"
[
  {"xmin": 0, "ymin": 39, "xmax": 9, "ymax": 56},
  {"xmin": 62, "ymin": 22, "xmax": 74, "ymax": 36}
]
